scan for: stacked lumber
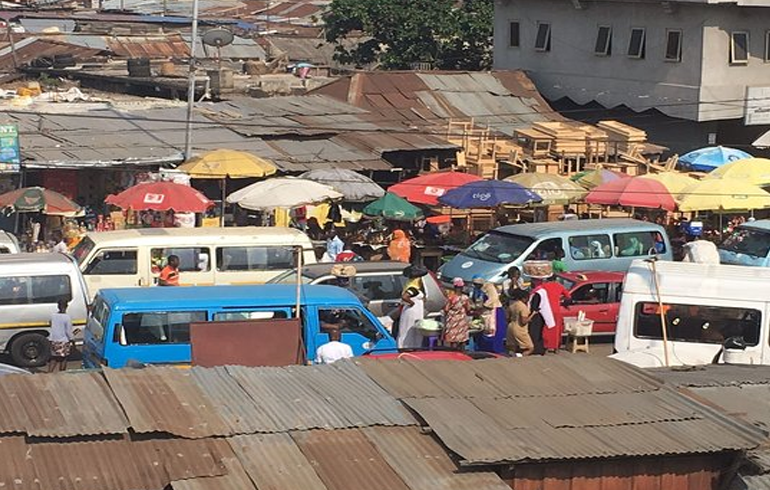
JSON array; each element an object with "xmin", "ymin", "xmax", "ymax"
[
  {"xmin": 533, "ymin": 121, "xmax": 586, "ymax": 156},
  {"xmin": 566, "ymin": 122, "xmax": 609, "ymax": 155},
  {"xmin": 597, "ymin": 120, "xmax": 647, "ymax": 153}
]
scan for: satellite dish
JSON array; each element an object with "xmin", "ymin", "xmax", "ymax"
[{"xmin": 201, "ymin": 28, "xmax": 234, "ymax": 48}]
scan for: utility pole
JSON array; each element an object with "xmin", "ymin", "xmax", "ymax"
[{"xmin": 183, "ymin": 0, "xmax": 200, "ymax": 161}]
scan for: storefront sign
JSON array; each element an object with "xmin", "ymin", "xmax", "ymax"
[
  {"xmin": 745, "ymin": 86, "xmax": 770, "ymax": 125},
  {"xmin": 0, "ymin": 124, "xmax": 20, "ymax": 173}
]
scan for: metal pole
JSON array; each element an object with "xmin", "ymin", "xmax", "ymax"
[
  {"xmin": 295, "ymin": 246, "xmax": 303, "ymax": 319},
  {"xmin": 183, "ymin": 0, "xmax": 200, "ymax": 161}
]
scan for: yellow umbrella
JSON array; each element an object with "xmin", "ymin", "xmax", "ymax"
[
  {"xmin": 177, "ymin": 149, "xmax": 278, "ymax": 225},
  {"xmin": 639, "ymin": 172, "xmax": 698, "ymax": 194},
  {"xmin": 677, "ymin": 179, "xmax": 770, "ymax": 212},
  {"xmin": 705, "ymin": 157, "xmax": 770, "ymax": 186},
  {"xmin": 177, "ymin": 149, "xmax": 277, "ymax": 178}
]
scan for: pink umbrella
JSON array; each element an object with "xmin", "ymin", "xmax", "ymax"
[{"xmin": 585, "ymin": 176, "xmax": 677, "ymax": 211}]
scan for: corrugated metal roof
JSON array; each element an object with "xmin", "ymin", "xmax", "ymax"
[
  {"xmin": 225, "ymin": 362, "xmax": 414, "ymax": 432},
  {"xmin": 733, "ymin": 474, "xmax": 770, "ymax": 490},
  {"xmin": 292, "ymin": 429, "xmax": 412, "ymax": 490},
  {"xmin": 228, "ymin": 433, "xmax": 328, "ymax": 490},
  {"xmin": 748, "ymin": 448, "xmax": 770, "ymax": 473},
  {"xmin": 363, "ymin": 427, "xmax": 512, "ymax": 490},
  {"xmin": 109, "ymin": 35, "xmax": 190, "ymax": 58},
  {"xmin": 651, "ymin": 365, "xmax": 770, "ymax": 388},
  {"xmin": 687, "ymin": 385, "xmax": 770, "ymax": 431},
  {"xmin": 171, "ymin": 453, "xmax": 257, "ymax": 490},
  {"xmin": 0, "ymin": 371, "xmax": 128, "ymax": 437},
  {"xmin": 103, "ymin": 367, "xmax": 231, "ymax": 439}
]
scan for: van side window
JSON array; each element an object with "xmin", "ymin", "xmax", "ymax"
[
  {"xmin": 634, "ymin": 302, "xmax": 760, "ymax": 346},
  {"xmin": 528, "ymin": 238, "xmax": 564, "ymax": 261},
  {"xmin": 568, "ymin": 235, "xmax": 611, "ymax": 260},
  {"xmin": 121, "ymin": 311, "xmax": 206, "ymax": 345},
  {"xmin": 318, "ymin": 308, "xmax": 380, "ymax": 340},
  {"xmin": 0, "ymin": 275, "xmax": 71, "ymax": 305},
  {"xmin": 151, "ymin": 248, "xmax": 210, "ymax": 273},
  {"xmin": 213, "ymin": 310, "xmax": 289, "ymax": 321},
  {"xmin": 216, "ymin": 246, "xmax": 295, "ymax": 272},
  {"xmin": 614, "ymin": 232, "xmax": 664, "ymax": 256},
  {"xmin": 85, "ymin": 250, "xmax": 137, "ymax": 275}
]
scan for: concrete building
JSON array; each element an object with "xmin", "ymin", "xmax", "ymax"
[{"xmin": 493, "ymin": 0, "xmax": 770, "ymax": 152}]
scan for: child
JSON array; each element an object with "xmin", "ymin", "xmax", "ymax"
[{"xmin": 47, "ymin": 299, "xmax": 80, "ymax": 372}]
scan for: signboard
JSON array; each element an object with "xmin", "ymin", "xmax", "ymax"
[
  {"xmin": 0, "ymin": 124, "xmax": 20, "ymax": 173},
  {"xmin": 744, "ymin": 86, "xmax": 770, "ymax": 126}
]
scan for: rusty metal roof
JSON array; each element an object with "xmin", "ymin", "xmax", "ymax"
[
  {"xmin": 0, "ymin": 38, "xmax": 102, "ymax": 73},
  {"xmin": 0, "ymin": 371, "xmax": 128, "ymax": 437},
  {"xmin": 171, "ymin": 453, "xmax": 257, "ymax": 490},
  {"xmin": 103, "ymin": 367, "xmax": 231, "ymax": 438},
  {"xmin": 228, "ymin": 433, "xmax": 329, "ymax": 490},
  {"xmin": 651, "ymin": 365, "xmax": 770, "ymax": 388},
  {"xmin": 107, "ymin": 34, "xmax": 190, "ymax": 58},
  {"xmin": 684, "ymin": 385, "xmax": 770, "ymax": 432},
  {"xmin": 226, "ymin": 362, "xmax": 415, "ymax": 432},
  {"xmin": 292, "ymin": 429, "xmax": 411, "ymax": 490},
  {"xmin": 363, "ymin": 427, "xmax": 511, "ymax": 490}
]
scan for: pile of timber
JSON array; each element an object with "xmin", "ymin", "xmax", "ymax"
[
  {"xmin": 597, "ymin": 120, "xmax": 647, "ymax": 153},
  {"xmin": 533, "ymin": 122, "xmax": 586, "ymax": 156}
]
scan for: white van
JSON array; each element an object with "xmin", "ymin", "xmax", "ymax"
[
  {"xmin": 71, "ymin": 227, "xmax": 316, "ymax": 298},
  {"xmin": 612, "ymin": 259, "xmax": 770, "ymax": 368},
  {"xmin": 0, "ymin": 253, "xmax": 89, "ymax": 367},
  {"xmin": 0, "ymin": 231, "xmax": 19, "ymax": 254}
]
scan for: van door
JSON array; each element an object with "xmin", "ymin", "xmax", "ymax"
[
  {"xmin": 82, "ymin": 248, "xmax": 140, "ymax": 295},
  {"xmin": 108, "ymin": 309, "xmax": 208, "ymax": 368},
  {"xmin": 312, "ymin": 305, "xmax": 396, "ymax": 359},
  {"xmin": 150, "ymin": 247, "xmax": 213, "ymax": 286}
]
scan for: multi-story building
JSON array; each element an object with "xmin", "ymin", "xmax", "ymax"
[{"xmin": 493, "ymin": 0, "xmax": 770, "ymax": 152}]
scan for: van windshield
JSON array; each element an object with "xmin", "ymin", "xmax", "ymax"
[
  {"xmin": 462, "ymin": 231, "xmax": 534, "ymax": 264},
  {"xmin": 719, "ymin": 228, "xmax": 770, "ymax": 265},
  {"xmin": 72, "ymin": 237, "xmax": 95, "ymax": 266}
]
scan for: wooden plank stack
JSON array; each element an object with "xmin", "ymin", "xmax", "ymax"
[
  {"xmin": 566, "ymin": 122, "xmax": 609, "ymax": 156},
  {"xmin": 597, "ymin": 120, "xmax": 647, "ymax": 153},
  {"xmin": 533, "ymin": 122, "xmax": 586, "ymax": 156}
]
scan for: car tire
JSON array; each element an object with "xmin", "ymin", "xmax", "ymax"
[{"xmin": 10, "ymin": 333, "xmax": 50, "ymax": 368}]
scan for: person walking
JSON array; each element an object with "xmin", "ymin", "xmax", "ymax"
[
  {"xmin": 397, "ymin": 281, "xmax": 424, "ymax": 349},
  {"xmin": 529, "ymin": 265, "xmax": 570, "ymax": 354},
  {"xmin": 507, "ymin": 289, "xmax": 535, "ymax": 356},
  {"xmin": 387, "ymin": 229, "xmax": 411, "ymax": 263},
  {"xmin": 441, "ymin": 278, "xmax": 471, "ymax": 350},
  {"xmin": 158, "ymin": 255, "xmax": 181, "ymax": 286},
  {"xmin": 47, "ymin": 299, "xmax": 79, "ymax": 372},
  {"xmin": 324, "ymin": 230, "xmax": 344, "ymax": 262},
  {"xmin": 315, "ymin": 327, "xmax": 354, "ymax": 364}
]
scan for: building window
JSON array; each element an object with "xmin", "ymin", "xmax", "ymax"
[
  {"xmin": 509, "ymin": 21, "xmax": 520, "ymax": 48},
  {"xmin": 731, "ymin": 31, "xmax": 749, "ymax": 64},
  {"xmin": 664, "ymin": 29, "xmax": 682, "ymax": 62},
  {"xmin": 628, "ymin": 27, "xmax": 646, "ymax": 58},
  {"xmin": 765, "ymin": 31, "xmax": 770, "ymax": 62},
  {"xmin": 594, "ymin": 26, "xmax": 612, "ymax": 56},
  {"xmin": 535, "ymin": 22, "xmax": 551, "ymax": 52}
]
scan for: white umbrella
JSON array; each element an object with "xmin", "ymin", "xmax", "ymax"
[
  {"xmin": 226, "ymin": 177, "xmax": 343, "ymax": 210},
  {"xmin": 299, "ymin": 169, "xmax": 385, "ymax": 202}
]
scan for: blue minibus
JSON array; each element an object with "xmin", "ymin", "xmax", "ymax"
[{"xmin": 82, "ymin": 284, "xmax": 397, "ymax": 368}]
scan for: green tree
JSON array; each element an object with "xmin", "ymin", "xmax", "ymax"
[{"xmin": 323, "ymin": 0, "xmax": 493, "ymax": 70}]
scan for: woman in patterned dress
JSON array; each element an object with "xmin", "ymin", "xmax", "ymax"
[{"xmin": 442, "ymin": 277, "xmax": 472, "ymax": 350}]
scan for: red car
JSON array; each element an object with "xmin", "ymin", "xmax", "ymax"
[{"xmin": 556, "ymin": 271, "xmax": 626, "ymax": 335}]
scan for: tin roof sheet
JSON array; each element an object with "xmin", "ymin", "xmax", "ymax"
[
  {"xmin": 363, "ymin": 427, "xmax": 511, "ymax": 490},
  {"xmin": 228, "ymin": 433, "xmax": 328, "ymax": 490},
  {"xmin": 103, "ymin": 367, "xmax": 231, "ymax": 438},
  {"xmin": 687, "ymin": 385, "xmax": 770, "ymax": 431},
  {"xmin": 733, "ymin": 474, "xmax": 770, "ymax": 490},
  {"xmin": 291, "ymin": 429, "xmax": 411, "ymax": 490},
  {"xmin": 651, "ymin": 365, "xmax": 770, "ymax": 388},
  {"xmin": 171, "ymin": 453, "xmax": 257, "ymax": 490},
  {"xmin": 0, "ymin": 371, "xmax": 128, "ymax": 437},
  {"xmin": 748, "ymin": 448, "xmax": 770, "ymax": 473}
]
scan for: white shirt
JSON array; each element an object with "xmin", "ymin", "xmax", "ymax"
[
  {"xmin": 315, "ymin": 341, "xmax": 354, "ymax": 364},
  {"xmin": 50, "ymin": 312, "xmax": 74, "ymax": 343},
  {"xmin": 52, "ymin": 241, "xmax": 68, "ymax": 254}
]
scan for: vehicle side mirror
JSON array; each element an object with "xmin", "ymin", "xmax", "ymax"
[
  {"xmin": 724, "ymin": 336, "xmax": 747, "ymax": 351},
  {"xmin": 116, "ymin": 324, "xmax": 128, "ymax": 346}
]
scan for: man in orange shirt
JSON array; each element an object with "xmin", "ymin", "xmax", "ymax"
[{"xmin": 158, "ymin": 255, "xmax": 180, "ymax": 286}]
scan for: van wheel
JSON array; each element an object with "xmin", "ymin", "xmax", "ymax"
[{"xmin": 10, "ymin": 333, "xmax": 50, "ymax": 368}]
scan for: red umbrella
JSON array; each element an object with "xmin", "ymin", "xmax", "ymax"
[
  {"xmin": 105, "ymin": 182, "xmax": 213, "ymax": 213},
  {"xmin": 585, "ymin": 176, "xmax": 677, "ymax": 211},
  {"xmin": 389, "ymin": 172, "xmax": 483, "ymax": 205}
]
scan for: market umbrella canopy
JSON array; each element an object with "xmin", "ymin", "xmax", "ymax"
[
  {"xmin": 177, "ymin": 149, "xmax": 278, "ymax": 179},
  {"xmin": 363, "ymin": 192, "xmax": 423, "ymax": 221},
  {"xmin": 0, "ymin": 187, "xmax": 81, "ymax": 216},
  {"xmin": 677, "ymin": 179, "xmax": 770, "ymax": 212},
  {"xmin": 704, "ymin": 158, "xmax": 770, "ymax": 186},
  {"xmin": 505, "ymin": 173, "xmax": 587, "ymax": 205},
  {"xmin": 585, "ymin": 177, "xmax": 677, "ymax": 211},
  {"xmin": 105, "ymin": 181, "xmax": 213, "ymax": 213},
  {"xmin": 640, "ymin": 172, "xmax": 699, "ymax": 195},
  {"xmin": 389, "ymin": 171, "xmax": 483, "ymax": 205},
  {"xmin": 299, "ymin": 169, "xmax": 385, "ymax": 202},
  {"xmin": 571, "ymin": 168, "xmax": 631, "ymax": 189},
  {"xmin": 679, "ymin": 146, "xmax": 752, "ymax": 172},
  {"xmin": 438, "ymin": 180, "xmax": 542, "ymax": 209},
  {"xmin": 227, "ymin": 177, "xmax": 342, "ymax": 210}
]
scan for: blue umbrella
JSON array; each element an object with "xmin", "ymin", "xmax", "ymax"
[
  {"xmin": 679, "ymin": 146, "xmax": 752, "ymax": 172},
  {"xmin": 438, "ymin": 180, "xmax": 542, "ymax": 208}
]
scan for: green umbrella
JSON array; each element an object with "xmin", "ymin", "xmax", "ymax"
[
  {"xmin": 363, "ymin": 192, "xmax": 424, "ymax": 221},
  {"xmin": 505, "ymin": 173, "xmax": 587, "ymax": 205}
]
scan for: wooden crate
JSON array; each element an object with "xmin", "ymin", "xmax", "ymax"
[{"xmin": 514, "ymin": 128, "xmax": 553, "ymax": 158}]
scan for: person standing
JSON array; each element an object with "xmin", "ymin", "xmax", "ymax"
[
  {"xmin": 47, "ymin": 299, "xmax": 79, "ymax": 372},
  {"xmin": 315, "ymin": 327, "xmax": 354, "ymax": 364},
  {"xmin": 397, "ymin": 282, "xmax": 424, "ymax": 349},
  {"xmin": 507, "ymin": 289, "xmax": 535, "ymax": 356},
  {"xmin": 529, "ymin": 270, "xmax": 570, "ymax": 354},
  {"xmin": 502, "ymin": 266, "xmax": 525, "ymax": 300},
  {"xmin": 441, "ymin": 278, "xmax": 472, "ymax": 350},
  {"xmin": 158, "ymin": 255, "xmax": 181, "ymax": 286},
  {"xmin": 325, "ymin": 230, "xmax": 344, "ymax": 262},
  {"xmin": 51, "ymin": 231, "xmax": 68, "ymax": 254},
  {"xmin": 387, "ymin": 229, "xmax": 411, "ymax": 263}
]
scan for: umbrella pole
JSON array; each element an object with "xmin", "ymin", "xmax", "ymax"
[
  {"xmin": 295, "ymin": 245, "xmax": 303, "ymax": 319},
  {"xmin": 220, "ymin": 178, "xmax": 226, "ymax": 227}
]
